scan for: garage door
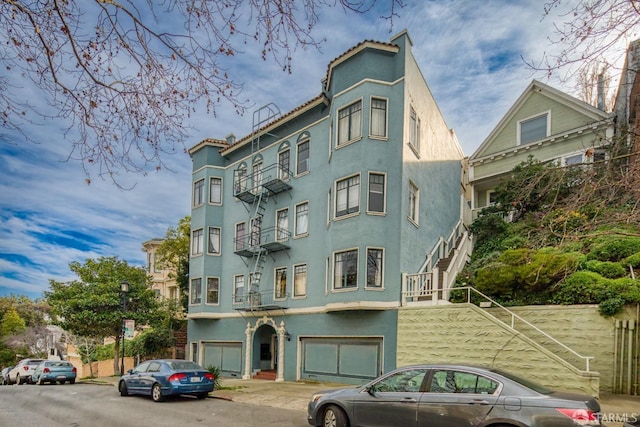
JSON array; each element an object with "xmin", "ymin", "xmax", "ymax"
[
  {"xmin": 202, "ymin": 342, "xmax": 242, "ymax": 377},
  {"xmin": 301, "ymin": 338, "xmax": 382, "ymax": 381}
]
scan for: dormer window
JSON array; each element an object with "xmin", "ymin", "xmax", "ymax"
[{"xmin": 518, "ymin": 112, "xmax": 549, "ymax": 145}]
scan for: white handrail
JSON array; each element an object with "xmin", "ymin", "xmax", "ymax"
[{"xmin": 458, "ymin": 286, "xmax": 593, "ymax": 372}]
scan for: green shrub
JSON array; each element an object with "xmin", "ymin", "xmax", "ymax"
[
  {"xmin": 609, "ymin": 278, "xmax": 640, "ymax": 304},
  {"xmin": 584, "ymin": 260, "xmax": 627, "ymax": 278},
  {"xmin": 515, "ymin": 248, "xmax": 580, "ymax": 292},
  {"xmin": 501, "ymin": 235, "xmax": 528, "ymax": 250},
  {"xmin": 622, "ymin": 253, "xmax": 640, "ymax": 269},
  {"xmin": 550, "ymin": 271, "xmax": 609, "ymax": 305},
  {"xmin": 587, "ymin": 236, "xmax": 640, "ymax": 262},
  {"xmin": 207, "ymin": 365, "xmax": 222, "ymax": 390},
  {"xmin": 599, "ymin": 297, "xmax": 626, "ymax": 316},
  {"xmin": 475, "ymin": 262, "xmax": 517, "ymax": 297}
]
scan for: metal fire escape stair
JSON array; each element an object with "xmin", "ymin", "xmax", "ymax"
[{"xmin": 249, "ymin": 188, "xmax": 269, "ymax": 292}]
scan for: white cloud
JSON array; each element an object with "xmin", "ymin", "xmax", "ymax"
[{"xmin": 0, "ymin": 1, "xmax": 631, "ymax": 298}]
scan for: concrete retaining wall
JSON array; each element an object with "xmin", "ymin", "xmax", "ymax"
[{"xmin": 396, "ymin": 304, "xmax": 631, "ymax": 396}]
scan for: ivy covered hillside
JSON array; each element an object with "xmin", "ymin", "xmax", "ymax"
[{"xmin": 458, "ymin": 145, "xmax": 640, "ymax": 316}]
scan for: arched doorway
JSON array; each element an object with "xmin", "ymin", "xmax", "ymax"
[
  {"xmin": 243, "ymin": 316, "xmax": 287, "ymax": 381},
  {"xmin": 254, "ymin": 323, "xmax": 276, "ymax": 375}
]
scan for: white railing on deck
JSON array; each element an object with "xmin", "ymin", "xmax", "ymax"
[{"xmin": 405, "ymin": 220, "xmax": 471, "ymax": 305}]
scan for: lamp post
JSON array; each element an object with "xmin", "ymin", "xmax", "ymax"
[{"xmin": 120, "ymin": 280, "xmax": 129, "ymax": 376}]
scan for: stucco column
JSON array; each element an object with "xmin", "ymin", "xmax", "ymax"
[
  {"xmin": 243, "ymin": 322, "xmax": 252, "ymax": 380},
  {"xmin": 276, "ymin": 321, "xmax": 286, "ymax": 382}
]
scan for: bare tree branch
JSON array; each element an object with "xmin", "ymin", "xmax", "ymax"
[
  {"xmin": 525, "ymin": 0, "xmax": 640, "ymax": 81},
  {"xmin": 0, "ymin": 0, "xmax": 404, "ymax": 186}
]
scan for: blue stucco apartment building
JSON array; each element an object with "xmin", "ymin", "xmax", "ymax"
[{"xmin": 187, "ymin": 30, "xmax": 465, "ymax": 383}]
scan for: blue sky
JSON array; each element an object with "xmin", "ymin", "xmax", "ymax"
[{"xmin": 0, "ymin": 1, "xmax": 630, "ymax": 299}]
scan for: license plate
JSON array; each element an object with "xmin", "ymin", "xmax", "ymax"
[{"xmin": 190, "ymin": 377, "xmax": 201, "ymax": 383}]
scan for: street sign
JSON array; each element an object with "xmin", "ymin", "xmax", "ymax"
[{"xmin": 124, "ymin": 319, "xmax": 135, "ymax": 338}]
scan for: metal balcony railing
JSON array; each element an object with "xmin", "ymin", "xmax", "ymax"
[
  {"xmin": 232, "ymin": 289, "xmax": 289, "ymax": 311},
  {"xmin": 233, "ymin": 163, "xmax": 293, "ymax": 203},
  {"xmin": 234, "ymin": 227, "xmax": 291, "ymax": 257}
]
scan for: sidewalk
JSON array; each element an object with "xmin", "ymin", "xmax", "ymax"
[{"xmin": 86, "ymin": 376, "xmax": 640, "ymax": 425}]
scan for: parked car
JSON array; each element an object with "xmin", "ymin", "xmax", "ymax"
[
  {"xmin": 307, "ymin": 364, "xmax": 605, "ymax": 427},
  {"xmin": 32, "ymin": 360, "xmax": 77, "ymax": 385},
  {"xmin": 118, "ymin": 359, "xmax": 215, "ymax": 402},
  {"xmin": 0, "ymin": 367, "xmax": 12, "ymax": 385},
  {"xmin": 7, "ymin": 359, "xmax": 45, "ymax": 385},
  {"xmin": 624, "ymin": 417, "xmax": 640, "ymax": 427}
]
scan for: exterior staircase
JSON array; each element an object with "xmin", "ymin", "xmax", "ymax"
[
  {"xmin": 253, "ymin": 369, "xmax": 277, "ymax": 381},
  {"xmin": 402, "ymin": 220, "xmax": 472, "ymax": 304}
]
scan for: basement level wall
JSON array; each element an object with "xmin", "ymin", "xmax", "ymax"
[{"xmin": 397, "ymin": 304, "xmax": 639, "ymax": 396}]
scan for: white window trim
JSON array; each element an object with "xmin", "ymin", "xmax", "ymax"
[
  {"xmin": 208, "ymin": 176, "xmax": 223, "ymax": 205},
  {"xmin": 233, "ymin": 274, "xmax": 245, "ymax": 303},
  {"xmin": 408, "ymin": 106, "xmax": 421, "ymax": 156},
  {"xmin": 408, "ymin": 180, "xmax": 419, "ymax": 227},
  {"xmin": 517, "ymin": 110, "xmax": 551, "ymax": 145},
  {"xmin": 486, "ymin": 190, "xmax": 497, "ymax": 207},
  {"xmin": 207, "ymin": 226, "xmax": 222, "ymax": 256},
  {"xmin": 294, "ymin": 200, "xmax": 310, "ymax": 238},
  {"xmin": 205, "ymin": 276, "xmax": 220, "ymax": 306},
  {"xmin": 334, "ymin": 173, "xmax": 361, "ymax": 220},
  {"xmin": 189, "ymin": 277, "xmax": 202, "ymax": 305},
  {"xmin": 292, "ymin": 263, "xmax": 308, "ymax": 299},
  {"xmin": 296, "ymin": 138, "xmax": 310, "ymax": 177},
  {"xmin": 274, "ymin": 266, "xmax": 288, "ymax": 301},
  {"xmin": 275, "ymin": 207, "xmax": 289, "ymax": 242},
  {"xmin": 336, "ymin": 98, "xmax": 364, "ymax": 148},
  {"xmin": 369, "ymin": 96, "xmax": 389, "ymax": 140},
  {"xmin": 234, "ymin": 221, "xmax": 246, "ymax": 252},
  {"xmin": 191, "ymin": 228, "xmax": 204, "ymax": 257},
  {"xmin": 277, "ymin": 148, "xmax": 291, "ymax": 181},
  {"xmin": 193, "ymin": 178, "xmax": 205, "ymax": 207},
  {"xmin": 365, "ymin": 246, "xmax": 385, "ymax": 290},
  {"xmin": 366, "ymin": 171, "xmax": 387, "ymax": 215},
  {"xmin": 332, "ymin": 247, "xmax": 359, "ymax": 292}
]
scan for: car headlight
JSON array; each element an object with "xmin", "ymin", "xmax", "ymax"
[{"xmin": 311, "ymin": 393, "xmax": 324, "ymax": 403}]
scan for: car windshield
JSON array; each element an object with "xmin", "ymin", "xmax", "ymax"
[
  {"xmin": 491, "ymin": 368, "xmax": 552, "ymax": 394},
  {"xmin": 27, "ymin": 360, "xmax": 44, "ymax": 366},
  {"xmin": 167, "ymin": 361, "xmax": 202, "ymax": 371},
  {"xmin": 48, "ymin": 362, "xmax": 71, "ymax": 367}
]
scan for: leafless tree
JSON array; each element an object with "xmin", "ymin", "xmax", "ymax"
[
  {"xmin": 527, "ymin": 0, "xmax": 640, "ymax": 80},
  {"xmin": 575, "ymin": 61, "xmax": 616, "ymax": 111},
  {"xmin": 1, "ymin": 0, "xmax": 403, "ymax": 185}
]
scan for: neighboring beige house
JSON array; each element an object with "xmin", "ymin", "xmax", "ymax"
[
  {"xmin": 142, "ymin": 238, "xmax": 187, "ymax": 359},
  {"xmin": 468, "ymin": 79, "xmax": 615, "ymax": 220},
  {"xmin": 141, "ymin": 238, "xmax": 180, "ymax": 302}
]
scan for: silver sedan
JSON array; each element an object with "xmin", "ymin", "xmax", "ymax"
[{"xmin": 307, "ymin": 364, "xmax": 604, "ymax": 427}]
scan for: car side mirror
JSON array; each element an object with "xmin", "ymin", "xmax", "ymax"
[{"xmin": 367, "ymin": 385, "xmax": 378, "ymax": 396}]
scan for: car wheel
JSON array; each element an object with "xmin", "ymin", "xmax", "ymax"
[
  {"xmin": 119, "ymin": 381, "xmax": 129, "ymax": 396},
  {"xmin": 323, "ymin": 405, "xmax": 348, "ymax": 427},
  {"xmin": 69, "ymin": 379, "xmax": 75, "ymax": 385},
  {"xmin": 195, "ymin": 392, "xmax": 208, "ymax": 399},
  {"xmin": 151, "ymin": 383, "xmax": 164, "ymax": 402}
]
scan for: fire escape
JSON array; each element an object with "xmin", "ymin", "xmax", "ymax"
[{"xmin": 232, "ymin": 104, "xmax": 292, "ymax": 311}]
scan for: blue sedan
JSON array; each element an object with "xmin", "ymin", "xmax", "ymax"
[
  {"xmin": 118, "ymin": 359, "xmax": 215, "ymax": 402},
  {"xmin": 32, "ymin": 360, "xmax": 77, "ymax": 385}
]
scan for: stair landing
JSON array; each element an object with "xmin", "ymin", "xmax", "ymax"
[{"xmin": 253, "ymin": 369, "xmax": 276, "ymax": 380}]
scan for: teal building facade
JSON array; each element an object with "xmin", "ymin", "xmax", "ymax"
[{"xmin": 187, "ymin": 30, "xmax": 465, "ymax": 383}]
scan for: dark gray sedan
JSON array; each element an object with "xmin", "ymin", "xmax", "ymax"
[{"xmin": 307, "ymin": 364, "xmax": 604, "ymax": 427}]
